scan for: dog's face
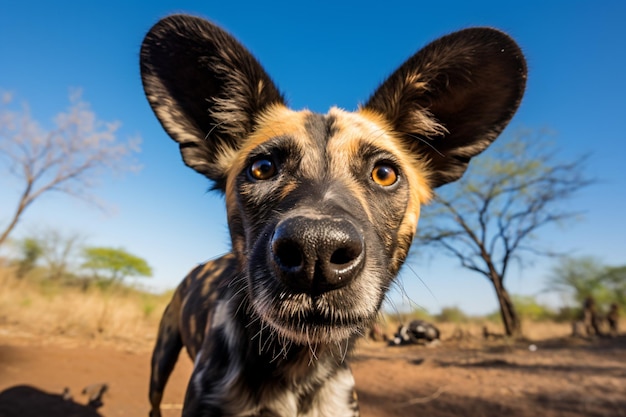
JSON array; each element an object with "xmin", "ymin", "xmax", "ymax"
[
  {"xmin": 141, "ymin": 15, "xmax": 526, "ymax": 345},
  {"xmin": 225, "ymin": 106, "xmax": 432, "ymax": 344}
]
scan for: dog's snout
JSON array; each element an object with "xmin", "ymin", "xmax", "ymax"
[{"xmin": 270, "ymin": 216, "xmax": 365, "ymax": 294}]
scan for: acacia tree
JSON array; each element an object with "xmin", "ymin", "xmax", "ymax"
[
  {"xmin": 0, "ymin": 90, "xmax": 141, "ymax": 247},
  {"xmin": 547, "ymin": 256, "xmax": 626, "ymax": 310},
  {"xmin": 546, "ymin": 256, "xmax": 608, "ymax": 306},
  {"xmin": 415, "ymin": 130, "xmax": 593, "ymax": 336},
  {"xmin": 81, "ymin": 246, "xmax": 152, "ymax": 284}
]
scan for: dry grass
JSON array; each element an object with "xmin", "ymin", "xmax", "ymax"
[
  {"xmin": 0, "ymin": 265, "xmax": 170, "ymax": 350},
  {"xmin": 1, "ymin": 264, "xmax": 574, "ymax": 351}
]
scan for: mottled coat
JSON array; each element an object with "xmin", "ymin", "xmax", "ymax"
[{"xmin": 140, "ymin": 15, "xmax": 526, "ymax": 417}]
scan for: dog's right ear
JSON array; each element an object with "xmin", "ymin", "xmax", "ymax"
[{"xmin": 140, "ymin": 15, "xmax": 285, "ymax": 189}]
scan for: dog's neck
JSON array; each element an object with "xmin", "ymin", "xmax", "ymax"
[{"xmin": 190, "ymin": 287, "xmax": 357, "ymax": 415}]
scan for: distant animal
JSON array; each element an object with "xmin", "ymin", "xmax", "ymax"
[
  {"xmin": 141, "ymin": 14, "xmax": 526, "ymax": 417},
  {"xmin": 582, "ymin": 296, "xmax": 602, "ymax": 337},
  {"xmin": 390, "ymin": 320, "xmax": 441, "ymax": 346}
]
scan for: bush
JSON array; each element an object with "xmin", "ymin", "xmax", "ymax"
[
  {"xmin": 551, "ymin": 306, "xmax": 579, "ymax": 323},
  {"xmin": 384, "ymin": 307, "xmax": 432, "ymax": 325},
  {"xmin": 435, "ymin": 306, "xmax": 469, "ymax": 323},
  {"xmin": 484, "ymin": 310, "xmax": 503, "ymax": 323},
  {"xmin": 484, "ymin": 296, "xmax": 557, "ymax": 322},
  {"xmin": 513, "ymin": 295, "xmax": 556, "ymax": 321}
]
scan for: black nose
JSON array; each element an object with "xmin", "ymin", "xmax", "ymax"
[{"xmin": 270, "ymin": 216, "xmax": 365, "ymax": 294}]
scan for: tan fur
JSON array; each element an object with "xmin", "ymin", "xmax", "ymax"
[{"xmin": 142, "ymin": 16, "xmax": 526, "ymax": 417}]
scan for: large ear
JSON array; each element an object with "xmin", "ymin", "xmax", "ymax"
[
  {"xmin": 140, "ymin": 15, "xmax": 285, "ymax": 189},
  {"xmin": 363, "ymin": 28, "xmax": 527, "ymax": 188}
]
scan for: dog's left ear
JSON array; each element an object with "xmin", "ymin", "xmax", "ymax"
[
  {"xmin": 363, "ymin": 28, "xmax": 527, "ymax": 188},
  {"xmin": 140, "ymin": 15, "xmax": 285, "ymax": 190}
]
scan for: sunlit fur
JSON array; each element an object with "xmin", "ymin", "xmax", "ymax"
[
  {"xmin": 142, "ymin": 14, "xmax": 526, "ymax": 417},
  {"xmin": 219, "ymin": 105, "xmax": 436, "ymax": 347}
]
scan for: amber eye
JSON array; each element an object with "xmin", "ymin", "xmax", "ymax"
[
  {"xmin": 249, "ymin": 158, "xmax": 277, "ymax": 180},
  {"xmin": 371, "ymin": 163, "xmax": 398, "ymax": 187}
]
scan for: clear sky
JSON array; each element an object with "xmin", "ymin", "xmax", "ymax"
[{"xmin": 1, "ymin": 1, "xmax": 625, "ymax": 315}]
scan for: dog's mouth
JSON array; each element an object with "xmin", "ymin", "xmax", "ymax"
[
  {"xmin": 247, "ymin": 268, "xmax": 386, "ymax": 346},
  {"xmin": 249, "ymin": 290, "xmax": 375, "ymax": 345}
]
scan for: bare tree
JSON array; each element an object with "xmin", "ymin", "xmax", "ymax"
[
  {"xmin": 37, "ymin": 228, "xmax": 85, "ymax": 282},
  {"xmin": 0, "ymin": 90, "xmax": 141, "ymax": 247},
  {"xmin": 415, "ymin": 129, "xmax": 593, "ymax": 336},
  {"xmin": 9, "ymin": 228, "xmax": 85, "ymax": 282}
]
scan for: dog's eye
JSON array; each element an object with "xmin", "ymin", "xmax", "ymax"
[
  {"xmin": 249, "ymin": 158, "xmax": 277, "ymax": 180},
  {"xmin": 371, "ymin": 163, "xmax": 398, "ymax": 187}
]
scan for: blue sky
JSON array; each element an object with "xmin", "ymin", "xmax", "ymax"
[{"xmin": 1, "ymin": 1, "xmax": 625, "ymax": 315}]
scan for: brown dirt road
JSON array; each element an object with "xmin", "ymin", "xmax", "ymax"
[{"xmin": 1, "ymin": 331, "xmax": 625, "ymax": 417}]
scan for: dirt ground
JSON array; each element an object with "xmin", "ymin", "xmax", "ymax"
[{"xmin": 0, "ymin": 328, "xmax": 625, "ymax": 417}]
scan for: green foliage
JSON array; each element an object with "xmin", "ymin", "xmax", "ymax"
[
  {"xmin": 435, "ymin": 306, "xmax": 469, "ymax": 323},
  {"xmin": 6, "ymin": 232, "xmax": 154, "ymax": 291},
  {"xmin": 551, "ymin": 306, "xmax": 579, "ymax": 323},
  {"xmin": 484, "ymin": 310, "xmax": 503, "ymax": 324},
  {"xmin": 15, "ymin": 237, "xmax": 44, "ymax": 278},
  {"xmin": 511, "ymin": 295, "xmax": 555, "ymax": 321},
  {"xmin": 601, "ymin": 266, "xmax": 626, "ymax": 307},
  {"xmin": 11, "ymin": 229, "xmax": 84, "ymax": 283},
  {"xmin": 384, "ymin": 307, "xmax": 432, "ymax": 324},
  {"xmin": 546, "ymin": 256, "xmax": 624, "ymax": 310},
  {"xmin": 81, "ymin": 246, "xmax": 152, "ymax": 283}
]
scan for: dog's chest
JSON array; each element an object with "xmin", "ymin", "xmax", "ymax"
[{"xmin": 223, "ymin": 365, "xmax": 359, "ymax": 417}]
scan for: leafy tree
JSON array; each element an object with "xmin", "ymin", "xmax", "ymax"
[
  {"xmin": 81, "ymin": 246, "xmax": 152, "ymax": 283},
  {"xmin": 546, "ymin": 256, "xmax": 626, "ymax": 310},
  {"xmin": 415, "ymin": 130, "xmax": 593, "ymax": 336},
  {"xmin": 601, "ymin": 266, "xmax": 626, "ymax": 307},
  {"xmin": 0, "ymin": 90, "xmax": 141, "ymax": 247},
  {"xmin": 15, "ymin": 237, "xmax": 43, "ymax": 278},
  {"xmin": 602, "ymin": 265, "xmax": 626, "ymax": 309},
  {"xmin": 546, "ymin": 256, "xmax": 609, "ymax": 305}
]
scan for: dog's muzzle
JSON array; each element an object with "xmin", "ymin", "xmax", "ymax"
[{"xmin": 269, "ymin": 215, "xmax": 365, "ymax": 295}]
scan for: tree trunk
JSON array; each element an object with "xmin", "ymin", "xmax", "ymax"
[
  {"xmin": 0, "ymin": 199, "xmax": 27, "ymax": 247},
  {"xmin": 491, "ymin": 275, "xmax": 521, "ymax": 337},
  {"xmin": 0, "ymin": 183, "xmax": 33, "ymax": 247}
]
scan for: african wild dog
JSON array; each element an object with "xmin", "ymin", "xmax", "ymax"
[{"xmin": 140, "ymin": 14, "xmax": 526, "ymax": 417}]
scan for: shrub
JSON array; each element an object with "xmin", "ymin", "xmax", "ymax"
[{"xmin": 435, "ymin": 306, "xmax": 469, "ymax": 323}]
